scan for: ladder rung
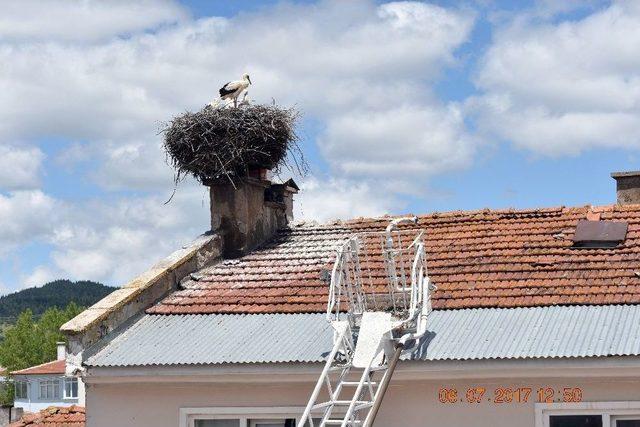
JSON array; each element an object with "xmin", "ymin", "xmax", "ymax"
[
  {"xmin": 314, "ymin": 400, "xmax": 370, "ymax": 409},
  {"xmin": 354, "ymin": 402, "xmax": 374, "ymax": 411},
  {"xmin": 312, "ymin": 401, "xmax": 333, "ymax": 410},
  {"xmin": 312, "ymin": 400, "xmax": 370, "ymax": 410},
  {"xmin": 340, "ymin": 381, "xmax": 378, "ymax": 387},
  {"xmin": 335, "ymin": 400, "xmax": 370, "ymax": 405},
  {"xmin": 323, "ymin": 420, "xmax": 362, "ymax": 425},
  {"xmin": 369, "ymin": 365, "xmax": 388, "ymax": 372}
]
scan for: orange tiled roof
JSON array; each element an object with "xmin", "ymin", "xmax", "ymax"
[
  {"xmin": 9, "ymin": 406, "xmax": 85, "ymax": 427},
  {"xmin": 11, "ymin": 360, "xmax": 65, "ymax": 376},
  {"xmin": 148, "ymin": 204, "xmax": 640, "ymax": 314}
]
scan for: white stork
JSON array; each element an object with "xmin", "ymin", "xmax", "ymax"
[
  {"xmin": 238, "ymin": 91, "xmax": 251, "ymax": 107},
  {"xmin": 219, "ymin": 73, "xmax": 251, "ymax": 107}
]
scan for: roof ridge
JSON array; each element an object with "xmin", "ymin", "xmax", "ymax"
[
  {"xmin": 290, "ymin": 203, "xmax": 628, "ymax": 229},
  {"xmin": 11, "ymin": 358, "xmax": 64, "ymax": 375}
]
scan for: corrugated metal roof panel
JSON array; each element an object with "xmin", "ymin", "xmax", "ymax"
[
  {"xmin": 85, "ymin": 305, "xmax": 640, "ymax": 367},
  {"xmin": 85, "ymin": 313, "xmax": 333, "ymax": 367},
  {"xmin": 411, "ymin": 305, "xmax": 640, "ymax": 361}
]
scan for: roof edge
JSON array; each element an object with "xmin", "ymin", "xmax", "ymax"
[
  {"xmin": 11, "ymin": 359, "xmax": 65, "ymax": 375},
  {"xmin": 83, "ymin": 356, "xmax": 640, "ymax": 384}
]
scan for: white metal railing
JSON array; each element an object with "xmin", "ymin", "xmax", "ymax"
[{"xmin": 326, "ymin": 217, "xmax": 429, "ymax": 333}]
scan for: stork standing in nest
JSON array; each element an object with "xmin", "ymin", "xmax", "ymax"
[{"xmin": 219, "ymin": 73, "xmax": 251, "ymax": 107}]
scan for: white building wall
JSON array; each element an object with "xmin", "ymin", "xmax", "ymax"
[
  {"xmin": 13, "ymin": 374, "xmax": 81, "ymax": 413},
  {"xmin": 85, "ymin": 375, "xmax": 640, "ymax": 427}
]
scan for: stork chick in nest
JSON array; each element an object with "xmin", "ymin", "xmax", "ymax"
[{"xmin": 219, "ymin": 73, "xmax": 251, "ymax": 107}]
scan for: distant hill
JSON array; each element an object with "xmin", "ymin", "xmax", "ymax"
[{"xmin": 0, "ymin": 280, "xmax": 115, "ymax": 322}]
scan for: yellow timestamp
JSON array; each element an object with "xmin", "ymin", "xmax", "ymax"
[{"xmin": 438, "ymin": 387, "xmax": 583, "ymax": 404}]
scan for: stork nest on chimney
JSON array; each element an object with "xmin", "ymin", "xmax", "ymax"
[{"xmin": 162, "ymin": 104, "xmax": 305, "ymax": 186}]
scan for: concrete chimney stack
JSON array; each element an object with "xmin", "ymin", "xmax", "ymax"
[
  {"xmin": 612, "ymin": 171, "xmax": 640, "ymax": 205},
  {"xmin": 56, "ymin": 342, "xmax": 66, "ymax": 361},
  {"xmin": 209, "ymin": 174, "xmax": 298, "ymax": 258}
]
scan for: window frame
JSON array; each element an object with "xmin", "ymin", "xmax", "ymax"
[
  {"xmin": 179, "ymin": 406, "xmax": 331, "ymax": 427},
  {"xmin": 536, "ymin": 402, "xmax": 640, "ymax": 427},
  {"xmin": 248, "ymin": 419, "xmax": 296, "ymax": 427},
  {"xmin": 38, "ymin": 379, "xmax": 61, "ymax": 400},
  {"xmin": 63, "ymin": 377, "xmax": 78, "ymax": 399},
  {"xmin": 14, "ymin": 381, "xmax": 28, "ymax": 400},
  {"xmin": 611, "ymin": 415, "xmax": 640, "ymax": 427}
]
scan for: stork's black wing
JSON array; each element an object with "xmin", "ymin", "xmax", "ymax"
[{"xmin": 219, "ymin": 82, "xmax": 236, "ymax": 96}]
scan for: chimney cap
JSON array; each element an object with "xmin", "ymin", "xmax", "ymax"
[
  {"xmin": 272, "ymin": 178, "xmax": 300, "ymax": 192},
  {"xmin": 611, "ymin": 171, "xmax": 640, "ymax": 178},
  {"xmin": 611, "ymin": 170, "xmax": 640, "ymax": 205}
]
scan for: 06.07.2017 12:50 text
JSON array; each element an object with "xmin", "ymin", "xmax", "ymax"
[{"xmin": 438, "ymin": 387, "xmax": 583, "ymax": 405}]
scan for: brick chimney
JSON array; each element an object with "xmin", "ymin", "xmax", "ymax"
[
  {"xmin": 209, "ymin": 175, "xmax": 298, "ymax": 258},
  {"xmin": 612, "ymin": 171, "xmax": 640, "ymax": 205}
]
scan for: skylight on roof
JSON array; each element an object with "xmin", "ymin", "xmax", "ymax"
[{"xmin": 572, "ymin": 220, "xmax": 628, "ymax": 248}]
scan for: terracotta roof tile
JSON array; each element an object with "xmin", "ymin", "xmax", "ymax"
[
  {"xmin": 10, "ymin": 405, "xmax": 85, "ymax": 427},
  {"xmin": 11, "ymin": 360, "xmax": 65, "ymax": 376},
  {"xmin": 148, "ymin": 204, "xmax": 640, "ymax": 314}
]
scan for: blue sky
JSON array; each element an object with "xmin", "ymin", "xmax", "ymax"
[{"xmin": 0, "ymin": 0, "xmax": 638, "ymax": 293}]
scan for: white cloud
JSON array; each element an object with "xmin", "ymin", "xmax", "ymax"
[
  {"xmin": 321, "ymin": 104, "xmax": 474, "ymax": 188},
  {"xmin": 0, "ymin": 145, "xmax": 44, "ymax": 190},
  {"xmin": 49, "ymin": 184, "xmax": 209, "ymax": 284},
  {"xmin": 0, "ymin": 0, "xmax": 187, "ymax": 42},
  {"xmin": 95, "ymin": 141, "xmax": 174, "ymax": 190},
  {"xmin": 0, "ymin": 191, "xmax": 58, "ymax": 255},
  {"xmin": 13, "ymin": 183, "xmax": 209, "ymax": 286},
  {"xmin": 22, "ymin": 265, "xmax": 59, "ymax": 288},
  {"xmin": 295, "ymin": 176, "xmax": 399, "ymax": 222},
  {"xmin": 470, "ymin": 0, "xmax": 640, "ymax": 156}
]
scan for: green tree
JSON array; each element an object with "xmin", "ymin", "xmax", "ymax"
[
  {"xmin": 0, "ymin": 302, "xmax": 83, "ymax": 373},
  {"xmin": 0, "ymin": 303, "xmax": 82, "ymax": 406}
]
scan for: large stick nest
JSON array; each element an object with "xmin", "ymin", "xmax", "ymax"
[{"xmin": 162, "ymin": 104, "xmax": 305, "ymax": 185}]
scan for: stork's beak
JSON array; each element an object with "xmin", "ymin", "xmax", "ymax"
[{"xmin": 248, "ymin": 76, "xmax": 252, "ymax": 85}]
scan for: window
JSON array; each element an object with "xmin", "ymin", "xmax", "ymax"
[
  {"xmin": 549, "ymin": 417, "xmax": 640, "ymax": 427},
  {"xmin": 550, "ymin": 415, "xmax": 603, "ymax": 427},
  {"xmin": 537, "ymin": 402, "xmax": 640, "ymax": 427},
  {"xmin": 180, "ymin": 407, "xmax": 325, "ymax": 427},
  {"xmin": 38, "ymin": 379, "xmax": 60, "ymax": 400},
  {"xmin": 249, "ymin": 420, "xmax": 296, "ymax": 427},
  {"xmin": 195, "ymin": 421, "xmax": 240, "ymax": 427},
  {"xmin": 191, "ymin": 418, "xmax": 297, "ymax": 427},
  {"xmin": 613, "ymin": 417, "xmax": 640, "ymax": 427},
  {"xmin": 14, "ymin": 381, "xmax": 27, "ymax": 399},
  {"xmin": 64, "ymin": 378, "xmax": 78, "ymax": 399}
]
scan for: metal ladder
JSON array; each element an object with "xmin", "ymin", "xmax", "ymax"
[
  {"xmin": 299, "ymin": 320, "xmax": 395, "ymax": 427},
  {"xmin": 300, "ymin": 218, "xmax": 433, "ymax": 427}
]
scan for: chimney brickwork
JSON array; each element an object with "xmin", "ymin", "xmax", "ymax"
[
  {"xmin": 612, "ymin": 171, "xmax": 640, "ymax": 205},
  {"xmin": 209, "ymin": 177, "xmax": 298, "ymax": 257}
]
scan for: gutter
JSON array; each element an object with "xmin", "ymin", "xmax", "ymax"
[{"xmin": 82, "ymin": 356, "xmax": 640, "ymax": 384}]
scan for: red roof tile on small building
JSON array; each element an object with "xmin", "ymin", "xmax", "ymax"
[
  {"xmin": 9, "ymin": 405, "xmax": 85, "ymax": 427},
  {"xmin": 11, "ymin": 360, "xmax": 65, "ymax": 376},
  {"xmin": 148, "ymin": 204, "xmax": 640, "ymax": 314}
]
